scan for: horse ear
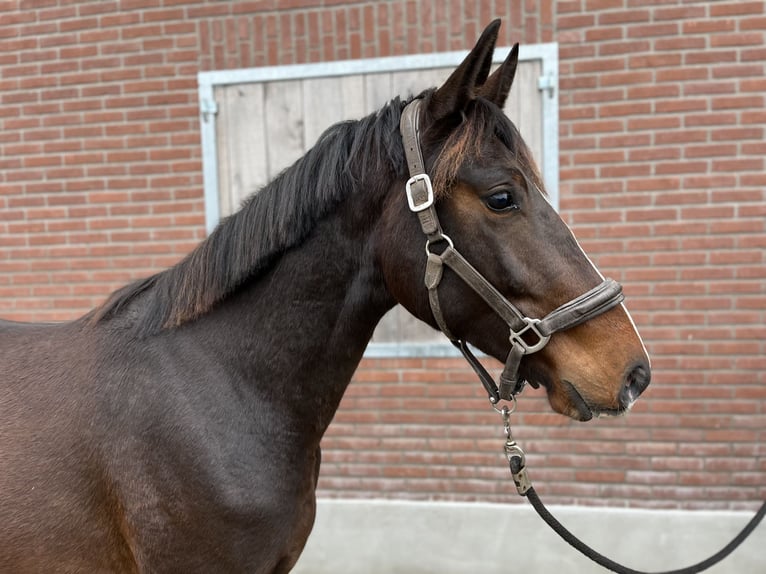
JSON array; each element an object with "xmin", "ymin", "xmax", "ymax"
[
  {"xmin": 428, "ymin": 19, "xmax": 501, "ymax": 120},
  {"xmin": 477, "ymin": 43, "xmax": 519, "ymax": 109}
]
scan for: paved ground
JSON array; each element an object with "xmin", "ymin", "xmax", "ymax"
[{"xmin": 293, "ymin": 499, "xmax": 765, "ymax": 574}]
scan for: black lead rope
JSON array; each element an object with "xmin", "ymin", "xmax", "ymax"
[
  {"xmin": 526, "ymin": 487, "xmax": 764, "ymax": 574},
  {"xmin": 499, "ymin": 407, "xmax": 766, "ymax": 574}
]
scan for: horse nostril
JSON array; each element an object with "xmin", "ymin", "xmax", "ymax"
[{"xmin": 619, "ymin": 362, "xmax": 651, "ymax": 409}]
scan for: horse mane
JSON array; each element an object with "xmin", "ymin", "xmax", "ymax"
[
  {"xmin": 90, "ymin": 96, "xmax": 412, "ymax": 335},
  {"xmin": 90, "ymin": 90, "xmax": 539, "ymax": 336}
]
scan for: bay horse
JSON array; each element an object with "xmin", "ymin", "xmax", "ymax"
[{"xmin": 0, "ymin": 20, "xmax": 650, "ymax": 573}]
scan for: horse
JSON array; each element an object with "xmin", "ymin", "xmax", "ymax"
[{"xmin": 0, "ymin": 20, "xmax": 650, "ymax": 573}]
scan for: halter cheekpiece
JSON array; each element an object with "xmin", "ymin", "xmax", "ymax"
[{"xmin": 399, "ymin": 98, "xmax": 625, "ymax": 404}]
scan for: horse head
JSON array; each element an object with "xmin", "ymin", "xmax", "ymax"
[{"xmin": 378, "ymin": 20, "xmax": 650, "ymax": 421}]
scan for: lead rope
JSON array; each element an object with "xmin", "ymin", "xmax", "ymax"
[{"xmin": 496, "ymin": 405, "xmax": 766, "ymax": 574}]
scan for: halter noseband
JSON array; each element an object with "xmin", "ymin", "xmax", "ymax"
[{"xmin": 399, "ymin": 99, "xmax": 625, "ymax": 404}]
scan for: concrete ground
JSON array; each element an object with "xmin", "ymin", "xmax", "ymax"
[{"xmin": 293, "ymin": 499, "xmax": 765, "ymax": 573}]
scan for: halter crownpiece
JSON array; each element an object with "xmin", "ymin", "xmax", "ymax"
[{"xmin": 399, "ymin": 99, "xmax": 625, "ymax": 403}]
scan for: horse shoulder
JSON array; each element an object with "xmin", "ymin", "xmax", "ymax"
[{"xmin": 93, "ymin": 334, "xmax": 322, "ymax": 571}]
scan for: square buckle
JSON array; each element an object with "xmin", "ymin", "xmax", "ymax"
[
  {"xmin": 405, "ymin": 174, "xmax": 434, "ymax": 212},
  {"xmin": 509, "ymin": 318, "xmax": 550, "ymax": 355}
]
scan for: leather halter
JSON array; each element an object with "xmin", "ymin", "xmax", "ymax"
[{"xmin": 399, "ymin": 99, "xmax": 625, "ymax": 404}]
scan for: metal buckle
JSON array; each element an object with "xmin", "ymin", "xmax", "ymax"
[
  {"xmin": 424, "ymin": 233, "xmax": 453, "ymax": 256},
  {"xmin": 405, "ymin": 174, "xmax": 434, "ymax": 212},
  {"xmin": 509, "ymin": 317, "xmax": 550, "ymax": 354}
]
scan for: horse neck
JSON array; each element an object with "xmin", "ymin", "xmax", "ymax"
[{"xmin": 194, "ymin": 196, "xmax": 395, "ymax": 440}]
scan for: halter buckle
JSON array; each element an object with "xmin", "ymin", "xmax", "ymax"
[
  {"xmin": 509, "ymin": 317, "xmax": 550, "ymax": 355},
  {"xmin": 405, "ymin": 174, "xmax": 434, "ymax": 212}
]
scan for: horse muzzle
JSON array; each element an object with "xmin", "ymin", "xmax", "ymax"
[{"xmin": 618, "ymin": 360, "xmax": 652, "ymax": 411}]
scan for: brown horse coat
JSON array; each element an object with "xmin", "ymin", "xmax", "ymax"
[{"xmin": 0, "ymin": 20, "xmax": 649, "ymax": 573}]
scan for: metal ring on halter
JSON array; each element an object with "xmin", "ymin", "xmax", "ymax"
[
  {"xmin": 491, "ymin": 394, "xmax": 517, "ymax": 416},
  {"xmin": 425, "ymin": 233, "xmax": 454, "ymax": 256}
]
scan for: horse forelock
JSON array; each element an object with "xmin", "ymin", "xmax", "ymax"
[
  {"xmin": 431, "ymin": 97, "xmax": 545, "ymax": 196},
  {"xmin": 90, "ymin": 97, "xmax": 410, "ymax": 335}
]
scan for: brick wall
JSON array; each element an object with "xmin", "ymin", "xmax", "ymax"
[
  {"xmin": 1, "ymin": 1, "xmax": 763, "ymax": 510},
  {"xmin": 554, "ymin": 0, "xmax": 765, "ymax": 509}
]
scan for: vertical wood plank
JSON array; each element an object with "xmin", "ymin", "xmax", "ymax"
[
  {"xmin": 264, "ymin": 80, "xmax": 306, "ymax": 181},
  {"xmin": 389, "ymin": 68, "xmax": 452, "ymax": 101},
  {"xmin": 364, "ymin": 72, "xmax": 393, "ymax": 111},
  {"xmin": 504, "ymin": 62, "xmax": 522, "ymax": 128},
  {"xmin": 339, "ymin": 75, "xmax": 368, "ymax": 120},
  {"xmin": 225, "ymin": 83, "xmax": 270, "ymax": 210},
  {"xmin": 303, "ymin": 75, "xmax": 366, "ymax": 147},
  {"xmin": 215, "ymin": 85, "xmax": 234, "ymax": 219},
  {"xmin": 514, "ymin": 60, "xmax": 543, "ymax": 167}
]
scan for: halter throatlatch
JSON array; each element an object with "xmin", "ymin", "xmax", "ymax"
[{"xmin": 400, "ymin": 99, "xmax": 625, "ymax": 404}]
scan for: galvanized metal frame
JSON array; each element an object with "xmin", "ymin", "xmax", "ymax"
[{"xmin": 197, "ymin": 44, "xmax": 559, "ymax": 358}]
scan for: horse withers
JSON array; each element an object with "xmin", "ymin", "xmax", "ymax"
[{"xmin": 0, "ymin": 20, "xmax": 650, "ymax": 573}]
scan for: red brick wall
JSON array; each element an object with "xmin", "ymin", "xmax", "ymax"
[
  {"xmin": 554, "ymin": 0, "xmax": 765, "ymax": 509},
  {"xmin": 1, "ymin": 1, "xmax": 763, "ymax": 510}
]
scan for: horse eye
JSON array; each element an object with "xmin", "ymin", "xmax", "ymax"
[{"xmin": 484, "ymin": 190, "xmax": 518, "ymax": 213}]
